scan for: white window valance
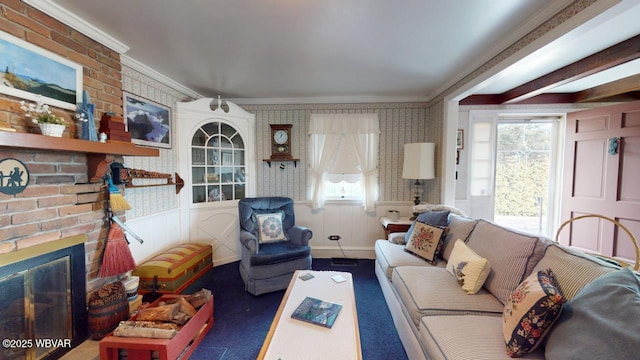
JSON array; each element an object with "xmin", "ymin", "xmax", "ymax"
[
  {"xmin": 307, "ymin": 113, "xmax": 380, "ymax": 211},
  {"xmin": 308, "ymin": 114, "xmax": 380, "ymax": 134}
]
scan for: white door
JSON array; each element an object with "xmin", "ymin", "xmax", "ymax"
[
  {"xmin": 467, "ymin": 110, "xmax": 564, "ymax": 237},
  {"xmin": 176, "ymin": 98, "xmax": 256, "ymax": 266}
]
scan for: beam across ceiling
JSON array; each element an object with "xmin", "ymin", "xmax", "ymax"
[{"xmin": 461, "ymin": 34, "xmax": 640, "ymax": 105}]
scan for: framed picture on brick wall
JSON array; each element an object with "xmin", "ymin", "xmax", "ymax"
[
  {"xmin": 123, "ymin": 92, "xmax": 172, "ymax": 148},
  {"xmin": 0, "ymin": 31, "xmax": 82, "ymax": 111}
]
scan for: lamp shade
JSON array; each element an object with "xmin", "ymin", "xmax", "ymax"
[{"xmin": 402, "ymin": 143, "xmax": 435, "ymax": 180}]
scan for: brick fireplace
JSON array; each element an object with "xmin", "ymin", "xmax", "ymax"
[
  {"xmin": 0, "ymin": 4, "xmax": 157, "ymax": 357},
  {"xmin": 0, "ymin": 235, "xmax": 88, "ymax": 360},
  {"xmin": 0, "ymin": 147, "xmax": 122, "ymax": 359}
]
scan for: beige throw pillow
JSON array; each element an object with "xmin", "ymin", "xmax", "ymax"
[{"xmin": 446, "ymin": 239, "xmax": 491, "ymax": 294}]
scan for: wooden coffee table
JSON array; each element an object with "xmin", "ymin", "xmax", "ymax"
[{"xmin": 258, "ymin": 270, "xmax": 362, "ymax": 360}]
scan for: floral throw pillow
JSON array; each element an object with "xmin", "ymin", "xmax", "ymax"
[
  {"xmin": 256, "ymin": 212, "xmax": 288, "ymax": 244},
  {"xmin": 403, "ymin": 222, "xmax": 448, "ymax": 265},
  {"xmin": 503, "ymin": 269, "xmax": 566, "ymax": 358}
]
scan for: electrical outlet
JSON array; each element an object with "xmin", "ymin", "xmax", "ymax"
[{"xmin": 328, "ymin": 235, "xmax": 341, "ymax": 241}]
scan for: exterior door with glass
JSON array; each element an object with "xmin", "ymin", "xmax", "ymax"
[{"xmin": 176, "ymin": 98, "xmax": 256, "ymax": 265}]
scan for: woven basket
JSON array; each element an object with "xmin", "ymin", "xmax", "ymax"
[
  {"xmin": 38, "ymin": 123, "xmax": 65, "ymax": 137},
  {"xmin": 555, "ymin": 214, "xmax": 639, "ymax": 271}
]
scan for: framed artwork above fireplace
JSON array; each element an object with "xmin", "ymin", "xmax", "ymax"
[{"xmin": 0, "ymin": 31, "xmax": 82, "ymax": 111}]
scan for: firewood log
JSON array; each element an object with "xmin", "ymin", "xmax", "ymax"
[
  {"xmin": 135, "ymin": 303, "xmax": 178, "ymax": 322},
  {"xmin": 185, "ymin": 288, "xmax": 212, "ymax": 309},
  {"xmin": 120, "ymin": 321, "xmax": 179, "ymax": 330},
  {"xmin": 113, "ymin": 323, "xmax": 177, "ymax": 339},
  {"xmin": 177, "ymin": 297, "xmax": 197, "ymax": 317},
  {"xmin": 169, "ymin": 298, "xmax": 197, "ymax": 325}
]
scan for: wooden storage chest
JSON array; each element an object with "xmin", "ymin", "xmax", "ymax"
[{"xmin": 133, "ymin": 243, "xmax": 213, "ymax": 295}]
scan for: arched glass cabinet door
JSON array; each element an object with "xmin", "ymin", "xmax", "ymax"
[{"xmin": 191, "ymin": 122, "xmax": 245, "ymax": 203}]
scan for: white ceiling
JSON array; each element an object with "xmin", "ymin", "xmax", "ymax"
[{"xmin": 31, "ymin": 0, "xmax": 640, "ymax": 103}]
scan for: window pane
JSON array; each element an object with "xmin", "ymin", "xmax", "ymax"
[
  {"xmin": 192, "ymin": 148, "xmax": 205, "ymax": 165},
  {"xmin": 193, "ymin": 186, "xmax": 206, "ymax": 203},
  {"xmin": 207, "ymin": 148, "xmax": 219, "ymax": 165},
  {"xmin": 207, "ymin": 135, "xmax": 220, "ymax": 148},
  {"xmin": 221, "ymin": 151, "xmax": 233, "ymax": 165},
  {"xmin": 221, "ymin": 124, "xmax": 236, "ymax": 138},
  {"xmin": 201, "ymin": 122, "xmax": 218, "ymax": 136},
  {"xmin": 192, "ymin": 129, "xmax": 207, "ymax": 146},
  {"xmin": 192, "ymin": 167, "xmax": 205, "ymax": 184},
  {"xmin": 220, "ymin": 137, "xmax": 232, "ymax": 149},
  {"xmin": 232, "ymin": 135, "xmax": 244, "ymax": 148},
  {"xmin": 324, "ymin": 180, "xmax": 363, "ymax": 199},
  {"xmin": 234, "ymin": 150, "xmax": 245, "ymax": 165}
]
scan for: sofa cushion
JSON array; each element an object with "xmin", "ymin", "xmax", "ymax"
[
  {"xmin": 404, "ymin": 210, "xmax": 450, "ymax": 244},
  {"xmin": 531, "ymin": 243, "xmax": 618, "ymax": 300},
  {"xmin": 250, "ymin": 241, "xmax": 311, "ymax": 266},
  {"xmin": 374, "ymin": 240, "xmax": 434, "ymax": 280},
  {"xmin": 446, "ymin": 239, "xmax": 491, "ymax": 294},
  {"xmin": 404, "ymin": 223, "xmax": 448, "ymax": 265},
  {"xmin": 503, "ymin": 269, "xmax": 566, "ymax": 358},
  {"xmin": 255, "ymin": 212, "xmax": 288, "ymax": 243},
  {"xmin": 466, "ymin": 220, "xmax": 550, "ymax": 303},
  {"xmin": 420, "ymin": 315, "xmax": 545, "ymax": 360},
  {"xmin": 392, "ymin": 266, "xmax": 504, "ymax": 327},
  {"xmin": 440, "ymin": 213, "xmax": 478, "ymax": 261},
  {"xmin": 545, "ymin": 268, "xmax": 640, "ymax": 360}
]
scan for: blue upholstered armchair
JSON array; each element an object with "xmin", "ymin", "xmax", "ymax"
[{"xmin": 238, "ymin": 197, "xmax": 312, "ymax": 295}]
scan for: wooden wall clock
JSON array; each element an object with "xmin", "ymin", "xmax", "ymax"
[
  {"xmin": 265, "ymin": 124, "xmax": 299, "ymax": 167},
  {"xmin": 269, "ymin": 124, "xmax": 293, "ymax": 160}
]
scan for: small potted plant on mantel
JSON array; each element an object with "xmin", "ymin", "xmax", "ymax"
[{"xmin": 20, "ymin": 96, "xmax": 68, "ymax": 137}]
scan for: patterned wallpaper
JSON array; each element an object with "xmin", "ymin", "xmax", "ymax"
[
  {"xmin": 121, "ymin": 66, "xmax": 190, "ymax": 219},
  {"xmin": 242, "ymin": 103, "xmax": 438, "ymax": 203},
  {"xmin": 118, "ymin": 71, "xmax": 439, "ymax": 216}
]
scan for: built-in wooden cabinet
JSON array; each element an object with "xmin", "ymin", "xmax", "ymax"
[{"xmin": 176, "ymin": 98, "xmax": 256, "ymax": 265}]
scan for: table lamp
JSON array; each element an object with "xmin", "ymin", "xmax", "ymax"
[{"xmin": 402, "ymin": 143, "xmax": 435, "ymax": 205}]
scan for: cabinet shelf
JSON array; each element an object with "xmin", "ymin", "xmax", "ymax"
[{"xmin": 0, "ymin": 132, "xmax": 159, "ymax": 157}]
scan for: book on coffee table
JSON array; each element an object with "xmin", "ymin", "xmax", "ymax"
[{"xmin": 291, "ymin": 296, "xmax": 343, "ymax": 329}]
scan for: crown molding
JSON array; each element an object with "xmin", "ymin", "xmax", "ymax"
[
  {"xmin": 121, "ymin": 56, "xmax": 203, "ymax": 99},
  {"xmin": 228, "ymin": 95, "xmax": 429, "ymax": 105},
  {"xmin": 23, "ymin": 0, "xmax": 129, "ymax": 54}
]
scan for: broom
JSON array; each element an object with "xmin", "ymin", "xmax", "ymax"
[
  {"xmin": 106, "ymin": 175, "xmax": 131, "ymax": 211},
  {"xmin": 99, "ymin": 219, "xmax": 136, "ymax": 277}
]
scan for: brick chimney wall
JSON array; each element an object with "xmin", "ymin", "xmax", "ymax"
[{"xmin": 0, "ymin": 1, "xmax": 127, "ymax": 293}]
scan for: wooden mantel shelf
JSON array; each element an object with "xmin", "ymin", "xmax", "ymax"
[{"xmin": 0, "ymin": 132, "xmax": 159, "ymax": 157}]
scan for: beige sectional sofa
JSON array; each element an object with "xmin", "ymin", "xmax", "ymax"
[{"xmin": 375, "ymin": 212, "xmax": 637, "ymax": 360}]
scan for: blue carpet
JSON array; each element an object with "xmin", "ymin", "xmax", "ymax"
[{"xmin": 184, "ymin": 258, "xmax": 407, "ymax": 360}]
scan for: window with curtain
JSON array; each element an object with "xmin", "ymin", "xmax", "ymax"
[{"xmin": 307, "ymin": 113, "xmax": 380, "ymax": 211}]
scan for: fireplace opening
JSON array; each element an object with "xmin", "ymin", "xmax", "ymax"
[{"xmin": 0, "ymin": 236, "xmax": 88, "ymax": 360}]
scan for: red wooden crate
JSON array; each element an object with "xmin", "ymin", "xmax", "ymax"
[{"xmin": 99, "ymin": 294, "xmax": 214, "ymax": 360}]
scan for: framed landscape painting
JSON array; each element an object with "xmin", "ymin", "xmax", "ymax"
[
  {"xmin": 0, "ymin": 31, "xmax": 82, "ymax": 110},
  {"xmin": 123, "ymin": 92, "xmax": 172, "ymax": 148}
]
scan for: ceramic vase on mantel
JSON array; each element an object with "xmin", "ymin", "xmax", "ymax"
[{"xmin": 38, "ymin": 123, "xmax": 66, "ymax": 137}]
